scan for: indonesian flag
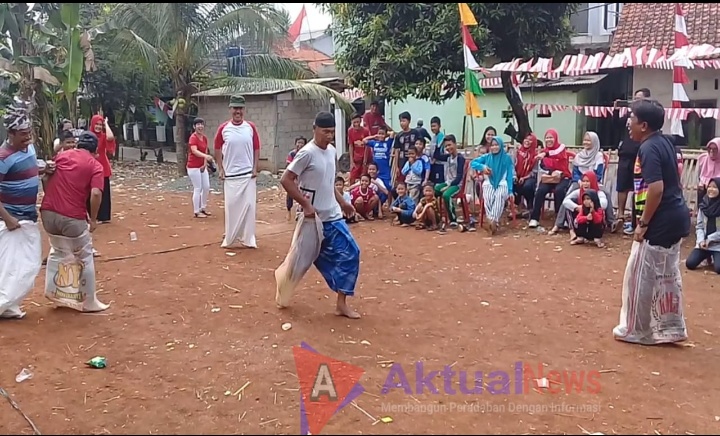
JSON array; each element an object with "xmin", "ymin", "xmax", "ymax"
[
  {"xmin": 670, "ymin": 3, "xmax": 690, "ymax": 137},
  {"xmin": 288, "ymin": 5, "xmax": 307, "ymax": 52},
  {"xmin": 459, "ymin": 4, "xmax": 484, "ymax": 118}
]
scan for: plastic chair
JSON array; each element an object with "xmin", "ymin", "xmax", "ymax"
[{"xmin": 439, "ymin": 160, "xmax": 471, "ymax": 226}]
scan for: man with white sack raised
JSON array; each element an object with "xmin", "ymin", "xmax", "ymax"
[
  {"xmin": 279, "ymin": 111, "xmax": 361, "ymax": 319},
  {"xmin": 0, "ymin": 98, "xmax": 45, "ymax": 319},
  {"xmin": 40, "ymin": 131, "xmax": 110, "ymax": 312},
  {"xmin": 613, "ymin": 98, "xmax": 690, "ymax": 345},
  {"xmin": 214, "ymin": 94, "xmax": 259, "ymax": 249}
]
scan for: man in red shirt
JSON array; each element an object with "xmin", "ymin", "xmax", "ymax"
[
  {"xmin": 362, "ymin": 101, "xmax": 388, "ymax": 136},
  {"xmin": 347, "ymin": 113, "xmax": 371, "ymax": 183},
  {"xmin": 41, "ymin": 131, "xmax": 105, "ymax": 237}
]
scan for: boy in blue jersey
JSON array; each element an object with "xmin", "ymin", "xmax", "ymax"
[{"xmin": 365, "ymin": 126, "xmax": 393, "ymax": 195}]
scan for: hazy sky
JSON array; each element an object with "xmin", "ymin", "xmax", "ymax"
[{"xmin": 277, "ymin": 3, "xmax": 332, "ymax": 36}]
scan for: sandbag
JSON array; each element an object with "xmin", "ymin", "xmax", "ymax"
[
  {"xmin": 0, "ymin": 221, "xmax": 42, "ymax": 318},
  {"xmin": 274, "ymin": 214, "xmax": 324, "ymax": 308},
  {"xmin": 613, "ymin": 240, "xmax": 688, "ymax": 345},
  {"xmin": 44, "ymin": 230, "xmax": 109, "ymax": 312}
]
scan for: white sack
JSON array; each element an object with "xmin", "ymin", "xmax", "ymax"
[
  {"xmin": 613, "ymin": 240, "xmax": 688, "ymax": 345},
  {"xmin": 0, "ymin": 221, "xmax": 42, "ymax": 318},
  {"xmin": 44, "ymin": 230, "xmax": 109, "ymax": 312},
  {"xmin": 274, "ymin": 214, "xmax": 324, "ymax": 308},
  {"xmin": 222, "ymin": 176, "xmax": 257, "ymax": 249}
]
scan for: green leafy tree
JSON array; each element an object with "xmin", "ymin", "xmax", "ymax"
[
  {"xmin": 321, "ymin": 3, "xmax": 579, "ymax": 140},
  {"xmin": 109, "ymin": 3, "xmax": 350, "ymax": 176}
]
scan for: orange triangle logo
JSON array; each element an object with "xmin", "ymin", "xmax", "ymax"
[{"xmin": 293, "ymin": 343, "xmax": 365, "ymax": 435}]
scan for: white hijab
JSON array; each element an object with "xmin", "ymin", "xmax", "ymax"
[{"xmin": 573, "ymin": 131, "xmax": 604, "ymax": 173}]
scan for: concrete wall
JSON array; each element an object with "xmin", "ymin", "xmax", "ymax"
[
  {"xmin": 196, "ymin": 92, "xmax": 328, "ymax": 171},
  {"xmin": 634, "ymin": 68, "xmax": 720, "ymax": 147},
  {"xmin": 386, "ymin": 89, "xmax": 584, "ymax": 147}
]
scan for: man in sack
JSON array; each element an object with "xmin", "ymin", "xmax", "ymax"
[
  {"xmin": 40, "ymin": 131, "xmax": 109, "ymax": 312},
  {"xmin": 613, "ymin": 98, "xmax": 690, "ymax": 345},
  {"xmin": 280, "ymin": 111, "xmax": 361, "ymax": 319},
  {"xmin": 0, "ymin": 98, "xmax": 50, "ymax": 319},
  {"xmin": 214, "ymin": 94, "xmax": 260, "ymax": 249}
]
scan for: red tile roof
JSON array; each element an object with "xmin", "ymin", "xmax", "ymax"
[
  {"xmin": 609, "ymin": 3, "xmax": 720, "ymax": 55},
  {"xmin": 273, "ymin": 39, "xmax": 332, "ymax": 73}
]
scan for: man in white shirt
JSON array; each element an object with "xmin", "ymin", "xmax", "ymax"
[
  {"xmin": 281, "ymin": 111, "xmax": 361, "ymax": 319},
  {"xmin": 214, "ymin": 94, "xmax": 260, "ymax": 249}
]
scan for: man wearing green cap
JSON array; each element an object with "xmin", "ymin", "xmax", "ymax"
[{"xmin": 214, "ymin": 94, "xmax": 261, "ymax": 249}]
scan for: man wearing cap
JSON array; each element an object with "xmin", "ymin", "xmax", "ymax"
[
  {"xmin": 280, "ymin": 111, "xmax": 361, "ymax": 319},
  {"xmin": 214, "ymin": 94, "xmax": 260, "ymax": 249}
]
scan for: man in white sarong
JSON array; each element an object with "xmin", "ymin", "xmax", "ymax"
[
  {"xmin": 214, "ymin": 94, "xmax": 259, "ymax": 249},
  {"xmin": 613, "ymin": 98, "xmax": 690, "ymax": 345},
  {"xmin": 280, "ymin": 111, "xmax": 361, "ymax": 319},
  {"xmin": 0, "ymin": 98, "xmax": 53, "ymax": 319}
]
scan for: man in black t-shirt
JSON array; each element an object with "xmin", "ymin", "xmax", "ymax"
[
  {"xmin": 629, "ymin": 99, "xmax": 690, "ymax": 247},
  {"xmin": 391, "ymin": 111, "xmax": 419, "ymax": 184}
]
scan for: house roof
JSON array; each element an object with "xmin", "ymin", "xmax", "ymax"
[
  {"xmin": 481, "ymin": 74, "xmax": 607, "ymax": 91},
  {"xmin": 273, "ymin": 39, "xmax": 333, "ymax": 74},
  {"xmin": 193, "ymin": 77, "xmax": 345, "ymax": 98},
  {"xmin": 610, "ymin": 3, "xmax": 720, "ymax": 55}
]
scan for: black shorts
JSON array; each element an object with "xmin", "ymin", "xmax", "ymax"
[{"xmin": 616, "ymin": 160, "xmax": 635, "ymax": 192}]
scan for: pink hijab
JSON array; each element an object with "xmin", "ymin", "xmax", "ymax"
[{"xmin": 698, "ymin": 138, "xmax": 720, "ymax": 185}]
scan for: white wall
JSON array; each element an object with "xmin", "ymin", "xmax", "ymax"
[{"xmin": 633, "ymin": 68, "xmax": 720, "ymax": 134}]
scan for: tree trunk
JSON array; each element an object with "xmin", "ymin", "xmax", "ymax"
[
  {"xmin": 500, "ymin": 71, "xmax": 532, "ymax": 142},
  {"xmin": 175, "ymin": 112, "xmax": 188, "ymax": 176}
]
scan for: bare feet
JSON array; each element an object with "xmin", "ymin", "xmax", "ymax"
[{"xmin": 335, "ymin": 294, "xmax": 361, "ymax": 319}]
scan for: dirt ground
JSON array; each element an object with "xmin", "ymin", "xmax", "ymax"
[{"xmin": 1, "ymin": 172, "xmax": 720, "ymax": 435}]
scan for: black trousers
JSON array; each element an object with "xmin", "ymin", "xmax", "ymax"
[
  {"xmin": 686, "ymin": 248, "xmax": 720, "ymax": 274},
  {"xmin": 530, "ymin": 178, "xmax": 572, "ymax": 221},
  {"xmin": 87, "ymin": 177, "xmax": 112, "ymax": 222},
  {"xmin": 576, "ymin": 221, "xmax": 604, "ymax": 239},
  {"xmin": 514, "ymin": 177, "xmax": 536, "ymax": 209}
]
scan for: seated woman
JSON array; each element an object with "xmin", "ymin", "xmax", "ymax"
[
  {"xmin": 686, "ymin": 178, "xmax": 720, "ymax": 274},
  {"xmin": 570, "ymin": 189, "xmax": 606, "ymax": 248},
  {"xmin": 528, "ymin": 129, "xmax": 572, "ymax": 228},
  {"xmin": 697, "ymin": 138, "xmax": 720, "ymax": 209},
  {"xmin": 550, "ymin": 131, "xmax": 610, "ymax": 235},
  {"xmin": 514, "ymin": 133, "xmax": 539, "ymax": 217},
  {"xmin": 470, "ymin": 136, "xmax": 515, "ymax": 235},
  {"xmin": 562, "ymin": 171, "xmax": 608, "ymax": 247},
  {"xmin": 350, "ymin": 174, "xmax": 379, "ymax": 220}
]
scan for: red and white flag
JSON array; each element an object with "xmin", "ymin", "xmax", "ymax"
[{"xmin": 288, "ymin": 5, "xmax": 307, "ymax": 52}]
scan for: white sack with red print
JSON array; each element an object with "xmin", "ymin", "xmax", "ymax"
[
  {"xmin": 274, "ymin": 214, "xmax": 324, "ymax": 307},
  {"xmin": 0, "ymin": 221, "xmax": 42, "ymax": 318},
  {"xmin": 613, "ymin": 240, "xmax": 687, "ymax": 345},
  {"xmin": 44, "ymin": 230, "xmax": 109, "ymax": 312}
]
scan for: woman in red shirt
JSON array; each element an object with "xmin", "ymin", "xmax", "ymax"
[
  {"xmin": 88, "ymin": 114, "xmax": 116, "ymax": 223},
  {"xmin": 187, "ymin": 117, "xmax": 214, "ymax": 218}
]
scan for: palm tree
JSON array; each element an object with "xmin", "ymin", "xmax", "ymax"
[{"xmin": 110, "ymin": 3, "xmax": 350, "ymax": 176}]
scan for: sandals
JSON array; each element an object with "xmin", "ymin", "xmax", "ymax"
[
  {"xmin": 570, "ymin": 237, "xmax": 586, "ymax": 245},
  {"xmin": 595, "ymin": 239, "xmax": 606, "ymax": 248},
  {"xmin": 194, "ymin": 212, "xmax": 208, "ymax": 218}
]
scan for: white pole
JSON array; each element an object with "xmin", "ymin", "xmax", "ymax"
[{"xmin": 330, "ymin": 97, "xmax": 345, "ymax": 160}]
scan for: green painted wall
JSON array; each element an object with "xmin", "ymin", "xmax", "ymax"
[{"xmin": 386, "ymin": 90, "xmax": 586, "ymax": 146}]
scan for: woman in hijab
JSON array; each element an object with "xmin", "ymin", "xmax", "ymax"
[
  {"xmin": 686, "ymin": 177, "xmax": 720, "ymax": 274},
  {"xmin": 571, "ymin": 131, "xmax": 605, "ymax": 189},
  {"xmin": 528, "ymin": 128, "xmax": 572, "ymax": 228},
  {"xmin": 571, "ymin": 189, "xmax": 606, "ymax": 247},
  {"xmin": 696, "ymin": 138, "xmax": 720, "ymax": 208},
  {"xmin": 87, "ymin": 114, "xmax": 116, "ymax": 223},
  {"xmin": 514, "ymin": 132, "xmax": 539, "ymax": 215},
  {"xmin": 470, "ymin": 136, "xmax": 515, "ymax": 235},
  {"xmin": 561, "ymin": 171, "xmax": 608, "ymax": 246}
]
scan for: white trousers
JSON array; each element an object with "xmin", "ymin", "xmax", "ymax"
[
  {"xmin": 188, "ymin": 167, "xmax": 210, "ymax": 214},
  {"xmin": 482, "ymin": 180, "xmax": 510, "ymax": 223}
]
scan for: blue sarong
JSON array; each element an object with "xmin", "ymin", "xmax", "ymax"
[{"xmin": 314, "ymin": 219, "xmax": 360, "ymax": 296}]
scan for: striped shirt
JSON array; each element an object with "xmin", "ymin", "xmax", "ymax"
[{"xmin": 0, "ymin": 142, "xmax": 39, "ymax": 222}]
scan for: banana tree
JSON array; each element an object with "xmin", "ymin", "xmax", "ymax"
[{"xmin": 0, "ymin": 3, "xmax": 101, "ymax": 157}]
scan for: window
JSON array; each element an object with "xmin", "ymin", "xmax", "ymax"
[
  {"xmin": 681, "ymin": 100, "xmax": 717, "ymax": 148},
  {"xmin": 537, "ymin": 113, "xmax": 552, "ymax": 118},
  {"xmin": 603, "ymin": 3, "xmax": 622, "ymax": 31},
  {"xmin": 501, "ymin": 110, "xmax": 514, "ymax": 119}
]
